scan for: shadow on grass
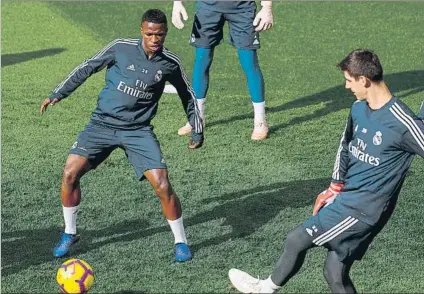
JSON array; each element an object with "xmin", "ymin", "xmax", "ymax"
[
  {"xmin": 187, "ymin": 177, "xmax": 328, "ymax": 252},
  {"xmin": 2, "ymin": 177, "xmax": 327, "ymax": 277},
  {"xmin": 207, "ymin": 70, "xmax": 424, "ymax": 133},
  {"xmin": 1, "ymin": 48, "xmax": 67, "ymax": 67}
]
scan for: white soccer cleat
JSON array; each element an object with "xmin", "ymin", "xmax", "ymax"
[
  {"xmin": 163, "ymin": 84, "xmax": 178, "ymax": 94},
  {"xmin": 228, "ymin": 268, "xmax": 271, "ymax": 293},
  {"xmin": 177, "ymin": 122, "xmax": 192, "ymax": 136},
  {"xmin": 251, "ymin": 121, "xmax": 269, "ymax": 141}
]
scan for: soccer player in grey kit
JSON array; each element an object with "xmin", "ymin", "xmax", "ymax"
[
  {"xmin": 228, "ymin": 49, "xmax": 424, "ymax": 293},
  {"xmin": 40, "ymin": 9, "xmax": 202, "ymax": 262}
]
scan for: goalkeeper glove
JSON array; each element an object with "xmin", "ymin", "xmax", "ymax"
[
  {"xmin": 253, "ymin": 1, "xmax": 274, "ymax": 32},
  {"xmin": 313, "ymin": 183, "xmax": 344, "ymax": 216},
  {"xmin": 172, "ymin": 1, "xmax": 188, "ymax": 30}
]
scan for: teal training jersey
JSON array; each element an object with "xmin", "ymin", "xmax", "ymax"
[
  {"xmin": 332, "ymin": 97, "xmax": 424, "ymax": 225},
  {"xmin": 196, "ymin": 1, "xmax": 256, "ymax": 13},
  {"xmin": 49, "ymin": 38, "xmax": 203, "ymax": 133}
]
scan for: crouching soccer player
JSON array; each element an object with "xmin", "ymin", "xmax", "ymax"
[
  {"xmin": 172, "ymin": 1, "xmax": 273, "ymax": 141},
  {"xmin": 228, "ymin": 49, "xmax": 424, "ymax": 293},
  {"xmin": 40, "ymin": 9, "xmax": 203, "ymax": 262}
]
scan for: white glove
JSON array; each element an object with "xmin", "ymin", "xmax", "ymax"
[
  {"xmin": 253, "ymin": 1, "xmax": 273, "ymax": 32},
  {"xmin": 172, "ymin": 1, "xmax": 188, "ymax": 30}
]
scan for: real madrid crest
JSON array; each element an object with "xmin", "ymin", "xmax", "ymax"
[
  {"xmin": 373, "ymin": 131, "xmax": 382, "ymax": 145},
  {"xmin": 154, "ymin": 70, "xmax": 163, "ymax": 82}
]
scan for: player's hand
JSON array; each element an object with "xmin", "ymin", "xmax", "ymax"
[
  {"xmin": 189, "ymin": 132, "xmax": 204, "ymax": 149},
  {"xmin": 172, "ymin": 1, "xmax": 188, "ymax": 30},
  {"xmin": 40, "ymin": 97, "xmax": 59, "ymax": 115},
  {"xmin": 312, "ymin": 183, "xmax": 344, "ymax": 216},
  {"xmin": 253, "ymin": 1, "xmax": 273, "ymax": 32}
]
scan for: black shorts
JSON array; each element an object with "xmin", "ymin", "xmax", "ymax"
[
  {"xmin": 190, "ymin": 7, "xmax": 260, "ymax": 49},
  {"xmin": 302, "ymin": 201, "xmax": 383, "ymax": 262},
  {"xmin": 69, "ymin": 122, "xmax": 167, "ymax": 180}
]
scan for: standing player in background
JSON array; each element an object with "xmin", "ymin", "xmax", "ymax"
[
  {"xmin": 40, "ymin": 9, "xmax": 203, "ymax": 262},
  {"xmin": 171, "ymin": 1, "xmax": 273, "ymax": 141},
  {"xmin": 228, "ymin": 49, "xmax": 424, "ymax": 293}
]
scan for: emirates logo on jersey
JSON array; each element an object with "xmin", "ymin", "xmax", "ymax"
[{"xmin": 373, "ymin": 131, "xmax": 383, "ymax": 146}]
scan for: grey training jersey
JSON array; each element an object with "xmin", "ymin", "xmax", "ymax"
[
  {"xmin": 50, "ymin": 38, "xmax": 203, "ymax": 133},
  {"xmin": 332, "ymin": 97, "xmax": 424, "ymax": 225}
]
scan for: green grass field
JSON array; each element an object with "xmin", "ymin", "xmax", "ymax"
[{"xmin": 2, "ymin": 1, "xmax": 424, "ymax": 293}]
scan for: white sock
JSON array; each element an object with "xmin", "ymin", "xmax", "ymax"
[
  {"xmin": 167, "ymin": 216, "xmax": 188, "ymax": 244},
  {"xmin": 196, "ymin": 98, "xmax": 206, "ymax": 120},
  {"xmin": 252, "ymin": 101, "xmax": 266, "ymax": 124},
  {"xmin": 260, "ymin": 276, "xmax": 281, "ymax": 293},
  {"xmin": 63, "ymin": 205, "xmax": 79, "ymax": 235}
]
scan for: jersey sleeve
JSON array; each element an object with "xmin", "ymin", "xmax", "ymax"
[
  {"xmin": 168, "ymin": 63, "xmax": 204, "ymax": 134},
  {"xmin": 400, "ymin": 115, "xmax": 424, "ymax": 158},
  {"xmin": 332, "ymin": 109, "xmax": 354, "ymax": 183},
  {"xmin": 49, "ymin": 39, "xmax": 117, "ymax": 101}
]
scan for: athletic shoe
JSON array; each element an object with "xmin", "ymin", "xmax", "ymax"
[
  {"xmin": 177, "ymin": 122, "xmax": 192, "ymax": 136},
  {"xmin": 175, "ymin": 243, "xmax": 192, "ymax": 262},
  {"xmin": 53, "ymin": 232, "xmax": 80, "ymax": 258},
  {"xmin": 251, "ymin": 121, "xmax": 269, "ymax": 141},
  {"xmin": 228, "ymin": 268, "xmax": 276, "ymax": 293}
]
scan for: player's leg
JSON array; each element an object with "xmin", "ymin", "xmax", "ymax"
[
  {"xmin": 229, "ymin": 225, "xmax": 316, "ymax": 293},
  {"xmin": 269, "ymin": 225, "xmax": 316, "ymax": 286},
  {"xmin": 145, "ymin": 170, "xmax": 192, "ymax": 262},
  {"xmin": 319, "ymin": 202, "xmax": 378, "ymax": 293},
  {"xmin": 178, "ymin": 8, "xmax": 225, "ymax": 136},
  {"xmin": 192, "ymin": 47, "xmax": 214, "ymax": 118},
  {"xmin": 53, "ymin": 154, "xmax": 91, "ymax": 257},
  {"xmin": 324, "ymin": 251, "xmax": 357, "ymax": 294},
  {"xmin": 237, "ymin": 49, "xmax": 268, "ymax": 140},
  {"xmin": 143, "ymin": 169, "xmax": 190, "ymax": 254},
  {"xmin": 226, "ymin": 10, "xmax": 268, "ymax": 140},
  {"xmin": 54, "ymin": 123, "xmax": 117, "ymax": 257},
  {"xmin": 178, "ymin": 47, "xmax": 214, "ymax": 136},
  {"xmin": 122, "ymin": 126, "xmax": 191, "ymax": 262}
]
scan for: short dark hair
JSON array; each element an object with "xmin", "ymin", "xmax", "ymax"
[
  {"xmin": 337, "ymin": 49, "xmax": 383, "ymax": 82},
  {"xmin": 141, "ymin": 9, "xmax": 167, "ymax": 25}
]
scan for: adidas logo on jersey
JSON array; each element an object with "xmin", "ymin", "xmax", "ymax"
[
  {"xmin": 126, "ymin": 64, "xmax": 135, "ymax": 71},
  {"xmin": 306, "ymin": 225, "xmax": 318, "ymax": 236}
]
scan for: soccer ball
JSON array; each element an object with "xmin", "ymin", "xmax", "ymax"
[{"xmin": 56, "ymin": 258, "xmax": 94, "ymax": 293}]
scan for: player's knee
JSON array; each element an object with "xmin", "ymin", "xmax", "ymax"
[
  {"xmin": 152, "ymin": 176, "xmax": 171, "ymax": 197},
  {"xmin": 62, "ymin": 166, "xmax": 80, "ymax": 185},
  {"xmin": 284, "ymin": 230, "xmax": 302, "ymax": 254}
]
